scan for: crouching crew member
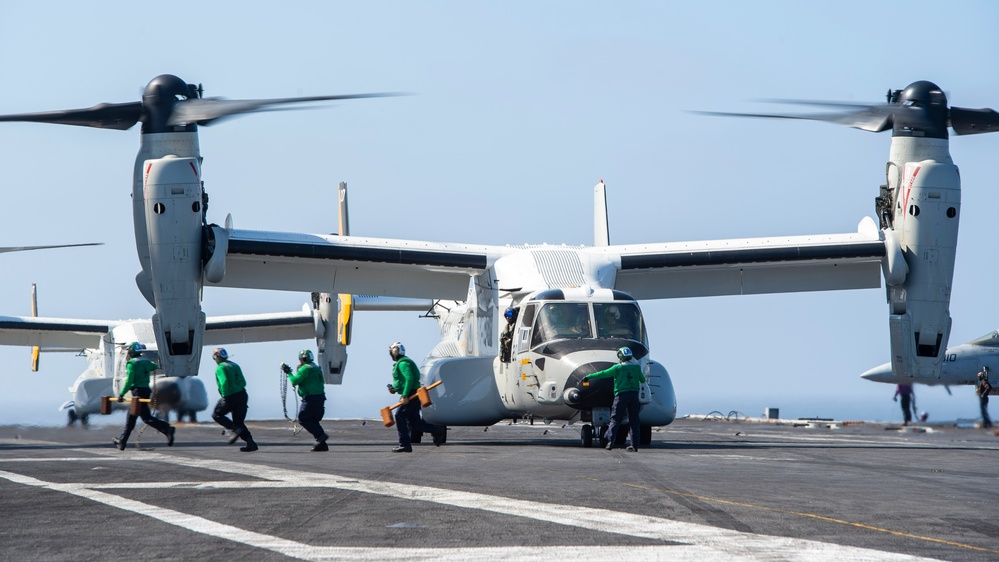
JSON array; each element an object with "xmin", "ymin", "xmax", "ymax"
[
  {"xmin": 582, "ymin": 346, "xmax": 645, "ymax": 452},
  {"xmin": 112, "ymin": 342, "xmax": 175, "ymax": 450},
  {"xmin": 282, "ymin": 349, "xmax": 329, "ymax": 451},
  {"xmin": 388, "ymin": 342, "xmax": 444, "ymax": 452},
  {"xmin": 211, "ymin": 348, "xmax": 258, "ymax": 452}
]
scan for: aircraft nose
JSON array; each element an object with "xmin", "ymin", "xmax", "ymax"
[{"xmin": 860, "ymin": 362, "xmax": 893, "ymax": 383}]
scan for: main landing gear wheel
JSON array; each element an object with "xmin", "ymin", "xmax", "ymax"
[{"xmin": 581, "ymin": 424, "xmax": 594, "ymax": 448}]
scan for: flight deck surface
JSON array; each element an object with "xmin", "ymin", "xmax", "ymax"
[{"xmin": 1, "ymin": 417, "xmax": 996, "ymax": 561}]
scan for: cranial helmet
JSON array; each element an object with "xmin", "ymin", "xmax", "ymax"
[
  {"xmin": 617, "ymin": 346, "xmax": 633, "ymax": 362},
  {"xmin": 299, "ymin": 349, "xmax": 314, "ymax": 363},
  {"xmin": 127, "ymin": 342, "xmax": 145, "ymax": 358},
  {"xmin": 389, "ymin": 341, "xmax": 406, "ymax": 360},
  {"xmin": 212, "ymin": 347, "xmax": 228, "ymax": 362}
]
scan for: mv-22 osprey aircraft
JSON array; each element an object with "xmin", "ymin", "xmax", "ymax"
[
  {"xmin": 0, "ymin": 287, "xmax": 318, "ymax": 424},
  {"xmin": 2, "ymin": 78, "xmax": 996, "ymax": 445}
]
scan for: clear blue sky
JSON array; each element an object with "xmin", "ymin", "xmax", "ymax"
[{"xmin": 2, "ymin": 2, "xmax": 998, "ymax": 427}]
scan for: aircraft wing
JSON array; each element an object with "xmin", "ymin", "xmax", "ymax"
[
  {"xmin": 208, "ymin": 229, "xmax": 510, "ymax": 300},
  {"xmin": 600, "ymin": 218, "xmax": 886, "ymax": 299},
  {"xmin": 203, "ymin": 309, "xmax": 316, "ymax": 346},
  {"xmin": 0, "ymin": 316, "xmax": 114, "ymax": 349}
]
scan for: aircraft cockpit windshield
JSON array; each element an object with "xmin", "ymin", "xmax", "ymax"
[
  {"xmin": 529, "ymin": 301, "xmax": 647, "ymax": 347},
  {"xmin": 968, "ymin": 330, "xmax": 999, "ymax": 347}
]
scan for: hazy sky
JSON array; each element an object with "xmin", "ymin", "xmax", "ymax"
[{"xmin": 2, "ymin": 2, "xmax": 998, "ymax": 428}]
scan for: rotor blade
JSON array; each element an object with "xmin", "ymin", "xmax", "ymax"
[
  {"xmin": 194, "ymin": 105, "xmax": 330, "ymax": 127},
  {"xmin": 691, "ymin": 107, "xmax": 894, "ymax": 133},
  {"xmin": 949, "ymin": 106, "xmax": 999, "ymax": 135},
  {"xmin": 0, "ymin": 102, "xmax": 141, "ymax": 130},
  {"xmin": 167, "ymin": 92, "xmax": 408, "ymax": 126},
  {"xmin": 757, "ymin": 99, "xmax": 892, "ymax": 110},
  {"xmin": 0, "ymin": 242, "xmax": 103, "ymax": 254}
]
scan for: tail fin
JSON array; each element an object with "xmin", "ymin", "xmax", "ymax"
[
  {"xmin": 594, "ymin": 180, "xmax": 610, "ymax": 247},
  {"xmin": 336, "ymin": 181, "xmax": 353, "ymax": 345},
  {"xmin": 31, "ymin": 283, "xmax": 40, "ymax": 371},
  {"xmin": 315, "ymin": 181, "xmax": 351, "ymax": 384},
  {"xmin": 337, "ymin": 181, "xmax": 350, "ymax": 239}
]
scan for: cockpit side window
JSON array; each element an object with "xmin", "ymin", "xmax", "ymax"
[
  {"xmin": 519, "ymin": 304, "xmax": 536, "ymax": 329},
  {"xmin": 531, "ymin": 302, "xmax": 592, "ymax": 347},
  {"xmin": 594, "ymin": 302, "xmax": 644, "ymax": 343}
]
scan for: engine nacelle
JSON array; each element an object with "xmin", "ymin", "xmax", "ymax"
[
  {"xmin": 143, "ymin": 156, "xmax": 207, "ymax": 377},
  {"xmin": 886, "ymin": 158, "xmax": 960, "ymax": 379},
  {"xmin": 422, "ymin": 356, "xmax": 513, "ymax": 425}
]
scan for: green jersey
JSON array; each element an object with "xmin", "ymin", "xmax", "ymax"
[
  {"xmin": 288, "ymin": 362, "xmax": 325, "ymax": 397},
  {"xmin": 120, "ymin": 357, "xmax": 159, "ymax": 397},
  {"xmin": 392, "ymin": 356, "xmax": 421, "ymax": 397},
  {"xmin": 583, "ymin": 363, "xmax": 645, "ymax": 395},
  {"xmin": 215, "ymin": 360, "xmax": 247, "ymax": 397}
]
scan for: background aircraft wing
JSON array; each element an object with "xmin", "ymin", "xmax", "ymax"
[
  {"xmin": 204, "ymin": 309, "xmax": 316, "ymax": 346},
  {"xmin": 601, "ymin": 218, "xmax": 886, "ymax": 299},
  {"xmin": 0, "ymin": 316, "xmax": 114, "ymax": 349},
  {"xmin": 0, "ymin": 243, "xmax": 101, "ymax": 255},
  {"xmin": 208, "ymin": 229, "xmax": 509, "ymax": 300}
]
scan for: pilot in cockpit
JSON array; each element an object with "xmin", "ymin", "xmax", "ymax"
[{"xmin": 602, "ymin": 305, "xmax": 628, "ymax": 336}]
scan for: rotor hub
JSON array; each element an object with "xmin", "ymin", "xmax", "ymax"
[
  {"xmin": 892, "ymin": 80, "xmax": 949, "ymax": 139},
  {"xmin": 898, "ymin": 81, "xmax": 947, "ymax": 107},
  {"xmin": 141, "ymin": 74, "xmax": 198, "ymax": 134}
]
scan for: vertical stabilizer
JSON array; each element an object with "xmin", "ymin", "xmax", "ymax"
[
  {"xmin": 31, "ymin": 283, "xmax": 40, "ymax": 371},
  {"xmin": 594, "ymin": 180, "xmax": 610, "ymax": 247},
  {"xmin": 315, "ymin": 181, "xmax": 351, "ymax": 384},
  {"xmin": 336, "ymin": 181, "xmax": 353, "ymax": 349},
  {"xmin": 338, "ymin": 181, "xmax": 350, "ymax": 238}
]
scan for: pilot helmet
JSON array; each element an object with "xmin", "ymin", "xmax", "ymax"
[
  {"xmin": 126, "ymin": 342, "xmax": 145, "ymax": 358},
  {"xmin": 617, "ymin": 346, "xmax": 633, "ymax": 362},
  {"xmin": 212, "ymin": 347, "xmax": 228, "ymax": 362},
  {"xmin": 504, "ymin": 307, "xmax": 518, "ymax": 323},
  {"xmin": 299, "ymin": 349, "xmax": 314, "ymax": 363},
  {"xmin": 607, "ymin": 305, "xmax": 621, "ymax": 320},
  {"xmin": 389, "ymin": 342, "xmax": 406, "ymax": 360}
]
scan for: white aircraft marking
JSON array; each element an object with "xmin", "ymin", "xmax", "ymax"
[
  {"xmin": 667, "ymin": 428, "xmax": 999, "ymax": 449},
  {"xmin": 0, "ymin": 449, "xmax": 939, "ymax": 562}
]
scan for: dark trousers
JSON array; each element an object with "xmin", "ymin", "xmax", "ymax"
[
  {"xmin": 981, "ymin": 395, "xmax": 992, "ymax": 428},
  {"xmin": 396, "ymin": 401, "xmax": 441, "ymax": 447},
  {"xmin": 606, "ymin": 390, "xmax": 641, "ymax": 447},
  {"xmin": 213, "ymin": 389, "xmax": 254, "ymax": 443},
  {"xmin": 119, "ymin": 387, "xmax": 171, "ymax": 443},
  {"xmin": 900, "ymin": 394, "xmax": 912, "ymax": 424},
  {"xmin": 298, "ymin": 394, "xmax": 327, "ymax": 442}
]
